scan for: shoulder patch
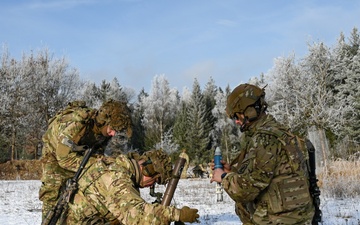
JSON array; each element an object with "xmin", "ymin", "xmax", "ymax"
[{"xmin": 238, "ymin": 162, "xmax": 248, "ymax": 174}]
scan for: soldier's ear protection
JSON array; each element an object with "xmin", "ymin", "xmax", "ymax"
[
  {"xmin": 244, "ymin": 96, "xmax": 266, "ymax": 122},
  {"xmin": 243, "ymin": 106, "xmax": 258, "ymax": 122},
  {"xmin": 243, "ymin": 100, "xmax": 262, "ymax": 122}
]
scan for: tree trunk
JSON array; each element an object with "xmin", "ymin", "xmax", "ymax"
[
  {"xmin": 307, "ymin": 126, "xmax": 329, "ymax": 172},
  {"xmin": 11, "ymin": 127, "xmax": 16, "ymax": 161}
]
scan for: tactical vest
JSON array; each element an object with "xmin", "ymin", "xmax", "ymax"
[{"xmin": 256, "ymin": 127, "xmax": 312, "ymax": 214}]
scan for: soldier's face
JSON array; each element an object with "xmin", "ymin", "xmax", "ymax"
[
  {"xmin": 100, "ymin": 125, "xmax": 116, "ymax": 137},
  {"xmin": 234, "ymin": 113, "xmax": 245, "ymax": 126},
  {"xmin": 107, "ymin": 126, "xmax": 116, "ymax": 136}
]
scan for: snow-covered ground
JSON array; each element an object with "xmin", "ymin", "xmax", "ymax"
[{"xmin": 0, "ymin": 179, "xmax": 359, "ymax": 225}]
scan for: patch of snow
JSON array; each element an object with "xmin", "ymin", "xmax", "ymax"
[{"xmin": 0, "ymin": 179, "xmax": 359, "ymax": 224}]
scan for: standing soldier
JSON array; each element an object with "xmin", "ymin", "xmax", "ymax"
[
  {"xmin": 39, "ymin": 99, "xmax": 132, "ymax": 221},
  {"xmin": 211, "ymin": 83, "xmax": 316, "ymax": 224},
  {"xmin": 65, "ymin": 149, "xmax": 200, "ymax": 225}
]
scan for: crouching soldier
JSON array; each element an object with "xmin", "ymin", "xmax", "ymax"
[{"xmin": 65, "ymin": 149, "xmax": 199, "ymax": 225}]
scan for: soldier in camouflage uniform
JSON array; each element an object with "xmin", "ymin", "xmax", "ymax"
[
  {"xmin": 211, "ymin": 83, "xmax": 315, "ymax": 225},
  {"xmin": 39, "ymin": 99, "xmax": 132, "ymax": 221},
  {"xmin": 65, "ymin": 149, "xmax": 199, "ymax": 225}
]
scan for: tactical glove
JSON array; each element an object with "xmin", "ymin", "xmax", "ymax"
[{"xmin": 179, "ymin": 206, "xmax": 199, "ymax": 223}]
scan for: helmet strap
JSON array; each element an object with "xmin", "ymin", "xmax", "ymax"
[{"xmin": 240, "ymin": 117, "xmax": 247, "ymax": 132}]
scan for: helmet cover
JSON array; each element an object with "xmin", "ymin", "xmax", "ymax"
[
  {"xmin": 226, "ymin": 83, "xmax": 266, "ymax": 119},
  {"xmin": 96, "ymin": 99, "xmax": 132, "ymax": 137},
  {"xmin": 140, "ymin": 150, "xmax": 173, "ymax": 185}
]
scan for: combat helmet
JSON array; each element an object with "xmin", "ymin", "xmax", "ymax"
[
  {"xmin": 96, "ymin": 99, "xmax": 132, "ymax": 137},
  {"xmin": 140, "ymin": 150, "xmax": 173, "ymax": 185},
  {"xmin": 226, "ymin": 83, "xmax": 267, "ymax": 123}
]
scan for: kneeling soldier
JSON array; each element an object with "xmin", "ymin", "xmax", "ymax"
[{"xmin": 66, "ymin": 149, "xmax": 199, "ymax": 225}]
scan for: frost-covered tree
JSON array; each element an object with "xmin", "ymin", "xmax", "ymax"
[
  {"xmin": 266, "ymin": 28, "xmax": 360, "ymax": 161},
  {"xmin": 300, "ymin": 42, "xmax": 337, "ymax": 166},
  {"xmin": 300, "ymin": 43, "xmax": 336, "ymax": 130},
  {"xmin": 28, "ymin": 48, "xmax": 83, "ymax": 125},
  {"xmin": 268, "ymin": 43, "xmax": 337, "ymax": 133},
  {"xmin": 81, "ymin": 78, "xmax": 127, "ymax": 108},
  {"xmin": 0, "ymin": 47, "xmax": 83, "ymax": 160},
  {"xmin": 248, "ymin": 73, "xmax": 268, "ymax": 88},
  {"xmin": 211, "ymin": 85, "xmax": 241, "ymax": 162},
  {"xmin": 267, "ymin": 53, "xmax": 306, "ymax": 132},
  {"xmin": 0, "ymin": 51, "xmax": 32, "ymax": 160},
  {"xmin": 203, "ymin": 77, "xmax": 217, "ymax": 111},
  {"xmin": 267, "ymin": 42, "xmax": 345, "ymax": 166},
  {"xmin": 141, "ymin": 75, "xmax": 180, "ymax": 150},
  {"xmin": 154, "ymin": 128, "xmax": 179, "ymax": 155},
  {"xmin": 331, "ymin": 28, "xmax": 360, "ymax": 146},
  {"xmin": 80, "ymin": 82, "xmax": 99, "ymax": 107}
]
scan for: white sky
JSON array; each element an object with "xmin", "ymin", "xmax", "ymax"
[{"xmin": 1, "ymin": 0, "xmax": 360, "ymax": 92}]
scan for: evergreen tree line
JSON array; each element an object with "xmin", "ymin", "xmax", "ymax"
[{"xmin": 1, "ymin": 28, "xmax": 359, "ymax": 167}]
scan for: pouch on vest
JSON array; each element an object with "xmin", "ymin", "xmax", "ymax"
[
  {"xmin": 69, "ymin": 189, "xmax": 98, "ymax": 220},
  {"xmin": 265, "ymin": 174, "xmax": 312, "ymax": 214}
]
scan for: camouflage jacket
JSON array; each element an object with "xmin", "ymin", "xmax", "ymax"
[
  {"xmin": 67, "ymin": 154, "xmax": 181, "ymax": 225},
  {"xmin": 222, "ymin": 114, "xmax": 315, "ymax": 225},
  {"xmin": 39, "ymin": 103, "xmax": 108, "ymax": 215}
]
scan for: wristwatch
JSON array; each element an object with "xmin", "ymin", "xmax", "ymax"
[{"xmin": 221, "ymin": 172, "xmax": 227, "ymax": 180}]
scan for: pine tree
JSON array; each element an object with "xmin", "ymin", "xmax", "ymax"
[
  {"xmin": 203, "ymin": 77, "xmax": 217, "ymax": 149},
  {"xmin": 185, "ymin": 78, "xmax": 211, "ymax": 164},
  {"xmin": 130, "ymin": 88, "xmax": 147, "ymax": 153},
  {"xmin": 173, "ymin": 101, "xmax": 190, "ymax": 150}
]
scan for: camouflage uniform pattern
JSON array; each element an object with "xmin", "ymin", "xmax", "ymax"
[
  {"xmin": 66, "ymin": 154, "xmax": 181, "ymax": 225},
  {"xmin": 222, "ymin": 114, "xmax": 315, "ymax": 225},
  {"xmin": 179, "ymin": 150, "xmax": 189, "ymax": 179},
  {"xmin": 39, "ymin": 102, "xmax": 108, "ymax": 219}
]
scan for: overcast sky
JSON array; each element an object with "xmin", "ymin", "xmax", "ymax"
[{"xmin": 1, "ymin": 0, "xmax": 360, "ymax": 93}]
